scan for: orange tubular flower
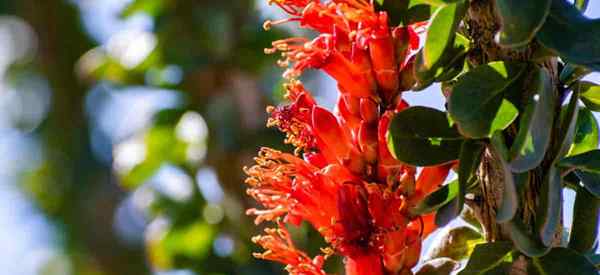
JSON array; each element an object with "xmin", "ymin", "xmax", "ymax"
[{"xmin": 246, "ymin": 1, "xmax": 446, "ymax": 275}]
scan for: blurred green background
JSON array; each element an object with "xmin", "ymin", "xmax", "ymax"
[
  {"xmin": 1, "ymin": 1, "xmax": 599, "ymax": 275},
  {"xmin": 0, "ymin": 0, "xmax": 342, "ymax": 274}
]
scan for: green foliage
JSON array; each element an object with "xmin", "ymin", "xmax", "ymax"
[
  {"xmin": 508, "ymin": 67, "xmax": 555, "ymax": 172},
  {"xmin": 412, "ymin": 179, "xmax": 459, "ymax": 215},
  {"xmin": 532, "ymin": 248, "xmax": 597, "ymax": 275},
  {"xmin": 423, "ymin": 226, "xmax": 484, "ymax": 262},
  {"xmin": 458, "ymin": 242, "xmax": 513, "ymax": 275},
  {"xmin": 448, "ymin": 61, "xmax": 525, "ymax": 138},
  {"xmin": 415, "ymin": 258, "xmax": 460, "ymax": 275},
  {"xmin": 569, "ymin": 107, "xmax": 599, "ymax": 156},
  {"xmin": 579, "ymin": 81, "xmax": 600, "ymax": 111},
  {"xmin": 494, "ymin": 0, "xmax": 551, "ymax": 48},
  {"xmin": 536, "ymin": 0, "xmax": 600, "ymax": 70},
  {"xmin": 423, "ymin": 1, "xmax": 467, "ymax": 70},
  {"xmin": 569, "ymin": 187, "xmax": 600, "ymax": 253},
  {"xmin": 387, "ymin": 106, "xmax": 463, "ymax": 166}
]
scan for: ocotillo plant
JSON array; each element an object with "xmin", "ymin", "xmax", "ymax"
[{"xmin": 247, "ymin": 0, "xmax": 600, "ymax": 274}]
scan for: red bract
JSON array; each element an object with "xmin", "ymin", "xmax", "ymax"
[{"xmin": 246, "ymin": 1, "xmax": 448, "ymax": 274}]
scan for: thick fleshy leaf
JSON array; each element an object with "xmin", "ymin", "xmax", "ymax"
[
  {"xmin": 569, "ymin": 108, "xmax": 599, "ymax": 156},
  {"xmin": 411, "ymin": 179, "xmax": 459, "ymax": 215},
  {"xmin": 553, "ymin": 89, "xmax": 580, "ymax": 161},
  {"xmin": 559, "ymin": 64, "xmax": 590, "ymax": 86},
  {"xmin": 435, "ymin": 195, "xmax": 461, "ymax": 226},
  {"xmin": 506, "ymin": 218, "xmax": 551, "ymax": 257},
  {"xmin": 423, "ymin": 1, "xmax": 467, "ymax": 69},
  {"xmin": 458, "ymin": 140, "xmax": 484, "ymax": 209},
  {"xmin": 568, "ymin": 187, "xmax": 600, "ymax": 253},
  {"xmin": 457, "ymin": 242, "xmax": 513, "ymax": 275},
  {"xmin": 415, "ymin": 33, "xmax": 469, "ymax": 89},
  {"xmin": 536, "ymin": 0, "xmax": 600, "ymax": 69},
  {"xmin": 558, "ymin": 150, "xmax": 600, "ymax": 173},
  {"xmin": 423, "ymin": 226, "xmax": 483, "ymax": 262},
  {"xmin": 537, "ymin": 165, "xmax": 562, "ymax": 247},
  {"xmin": 494, "ymin": 0, "xmax": 551, "ymax": 48},
  {"xmin": 415, "ymin": 258, "xmax": 460, "ymax": 275},
  {"xmin": 579, "ymin": 81, "xmax": 600, "ymax": 112},
  {"xmin": 388, "ymin": 106, "xmax": 463, "ymax": 166},
  {"xmin": 575, "ymin": 0, "xmax": 589, "ymax": 12},
  {"xmin": 509, "ymin": 67, "xmax": 555, "ymax": 172},
  {"xmin": 533, "ymin": 248, "xmax": 597, "ymax": 275},
  {"xmin": 574, "ymin": 170, "xmax": 600, "ymax": 198},
  {"xmin": 448, "ymin": 61, "xmax": 525, "ymax": 138},
  {"xmin": 496, "ymin": 160, "xmax": 521, "ymax": 223}
]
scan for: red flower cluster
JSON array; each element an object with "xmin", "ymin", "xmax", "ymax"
[{"xmin": 246, "ymin": 1, "xmax": 451, "ymax": 274}]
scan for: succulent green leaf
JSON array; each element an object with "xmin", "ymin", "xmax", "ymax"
[
  {"xmin": 435, "ymin": 195, "xmax": 461, "ymax": 226},
  {"xmin": 559, "ymin": 64, "xmax": 590, "ymax": 86},
  {"xmin": 457, "ymin": 242, "xmax": 513, "ymax": 275},
  {"xmin": 569, "ymin": 108, "xmax": 599, "ymax": 156},
  {"xmin": 458, "ymin": 140, "xmax": 484, "ymax": 209},
  {"xmin": 509, "ymin": 67, "xmax": 555, "ymax": 172},
  {"xmin": 494, "ymin": 0, "xmax": 551, "ymax": 48},
  {"xmin": 559, "ymin": 150, "xmax": 600, "ymax": 173},
  {"xmin": 536, "ymin": 0, "xmax": 600, "ymax": 70},
  {"xmin": 579, "ymin": 81, "xmax": 600, "ymax": 112},
  {"xmin": 568, "ymin": 187, "xmax": 600, "ymax": 253},
  {"xmin": 448, "ymin": 61, "xmax": 525, "ymax": 138},
  {"xmin": 537, "ymin": 165, "xmax": 562, "ymax": 247},
  {"xmin": 423, "ymin": 1, "xmax": 467, "ymax": 69},
  {"xmin": 423, "ymin": 226, "xmax": 484, "ymax": 262},
  {"xmin": 121, "ymin": 0, "xmax": 166, "ymax": 18},
  {"xmin": 553, "ymin": 89, "xmax": 580, "ymax": 161},
  {"xmin": 412, "ymin": 179, "xmax": 459, "ymax": 215},
  {"xmin": 415, "ymin": 258, "xmax": 460, "ymax": 275},
  {"xmin": 574, "ymin": 170, "xmax": 600, "ymax": 198},
  {"xmin": 388, "ymin": 106, "xmax": 463, "ymax": 166},
  {"xmin": 575, "ymin": 0, "xmax": 589, "ymax": 12},
  {"xmin": 415, "ymin": 33, "xmax": 470, "ymax": 88},
  {"xmin": 533, "ymin": 248, "xmax": 597, "ymax": 275},
  {"xmin": 496, "ymin": 157, "xmax": 520, "ymax": 223},
  {"xmin": 506, "ymin": 218, "xmax": 551, "ymax": 257}
]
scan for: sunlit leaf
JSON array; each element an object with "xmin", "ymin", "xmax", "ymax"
[
  {"xmin": 448, "ymin": 61, "xmax": 525, "ymax": 138},
  {"xmin": 509, "ymin": 67, "xmax": 555, "ymax": 172},
  {"xmin": 457, "ymin": 242, "xmax": 513, "ymax": 275}
]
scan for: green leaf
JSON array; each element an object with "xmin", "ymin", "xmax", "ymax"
[
  {"xmin": 579, "ymin": 81, "xmax": 600, "ymax": 112},
  {"xmin": 574, "ymin": 170, "xmax": 600, "ymax": 198},
  {"xmin": 536, "ymin": 0, "xmax": 600, "ymax": 70},
  {"xmin": 559, "ymin": 64, "xmax": 590, "ymax": 86},
  {"xmin": 457, "ymin": 242, "xmax": 513, "ymax": 275},
  {"xmin": 568, "ymin": 187, "xmax": 600, "ymax": 253},
  {"xmin": 415, "ymin": 258, "xmax": 460, "ymax": 275},
  {"xmin": 537, "ymin": 165, "xmax": 562, "ymax": 247},
  {"xmin": 585, "ymin": 253, "xmax": 600, "ymax": 267},
  {"xmin": 558, "ymin": 150, "xmax": 600, "ymax": 173},
  {"xmin": 423, "ymin": 1, "xmax": 467, "ymax": 69},
  {"xmin": 121, "ymin": 0, "xmax": 166, "ymax": 18},
  {"xmin": 415, "ymin": 33, "xmax": 470, "ymax": 88},
  {"xmin": 569, "ymin": 108, "xmax": 599, "ymax": 156},
  {"xmin": 533, "ymin": 248, "xmax": 597, "ymax": 275},
  {"xmin": 376, "ymin": 0, "xmax": 385, "ymax": 5},
  {"xmin": 423, "ymin": 226, "xmax": 484, "ymax": 262},
  {"xmin": 435, "ymin": 195, "xmax": 461, "ymax": 226},
  {"xmin": 448, "ymin": 61, "xmax": 525, "ymax": 138},
  {"xmin": 412, "ymin": 179, "xmax": 459, "ymax": 215},
  {"xmin": 506, "ymin": 216, "xmax": 551, "ymax": 257},
  {"xmin": 494, "ymin": 0, "xmax": 551, "ymax": 48},
  {"xmin": 496, "ymin": 159, "xmax": 521, "ymax": 223},
  {"xmin": 458, "ymin": 140, "xmax": 484, "ymax": 209},
  {"xmin": 388, "ymin": 106, "xmax": 463, "ymax": 166},
  {"xmin": 553, "ymin": 89, "xmax": 580, "ymax": 161},
  {"xmin": 575, "ymin": 0, "xmax": 589, "ymax": 12},
  {"xmin": 509, "ymin": 67, "xmax": 555, "ymax": 172}
]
